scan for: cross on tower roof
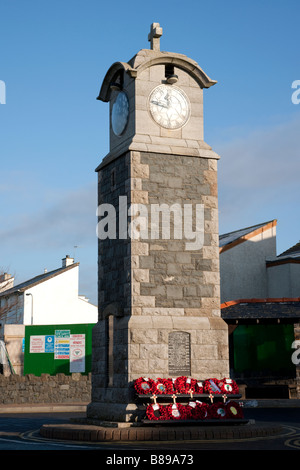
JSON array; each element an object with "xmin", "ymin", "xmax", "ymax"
[{"xmin": 148, "ymin": 22, "xmax": 163, "ymax": 51}]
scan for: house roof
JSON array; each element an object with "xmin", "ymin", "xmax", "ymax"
[
  {"xmin": 0, "ymin": 262, "xmax": 79, "ymax": 297},
  {"xmin": 266, "ymin": 241, "xmax": 300, "ymax": 267},
  {"xmin": 221, "ymin": 298, "xmax": 300, "ymax": 323},
  {"xmin": 219, "ymin": 220, "xmax": 277, "ymax": 254},
  {"xmin": 279, "ymin": 242, "xmax": 300, "ymax": 258}
]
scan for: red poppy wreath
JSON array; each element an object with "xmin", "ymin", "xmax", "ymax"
[
  {"xmin": 226, "ymin": 401, "xmax": 244, "ymax": 419},
  {"xmin": 146, "ymin": 403, "xmax": 170, "ymax": 421},
  {"xmin": 195, "ymin": 380, "xmax": 204, "ymax": 394},
  {"xmin": 165, "ymin": 403, "xmax": 190, "ymax": 420},
  {"xmin": 188, "ymin": 401, "xmax": 209, "ymax": 420},
  {"xmin": 173, "ymin": 376, "xmax": 188, "ymax": 393},
  {"xmin": 134, "ymin": 377, "xmax": 155, "ymax": 395},
  {"xmin": 154, "ymin": 378, "xmax": 174, "ymax": 394},
  {"xmin": 173, "ymin": 376, "xmax": 199, "ymax": 394},
  {"xmin": 203, "ymin": 378, "xmax": 222, "ymax": 394},
  {"xmin": 218, "ymin": 378, "xmax": 239, "ymax": 395},
  {"xmin": 208, "ymin": 402, "xmax": 228, "ymax": 419}
]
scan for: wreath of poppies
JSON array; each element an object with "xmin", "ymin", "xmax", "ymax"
[
  {"xmin": 165, "ymin": 403, "xmax": 191, "ymax": 420},
  {"xmin": 226, "ymin": 401, "xmax": 244, "ymax": 419},
  {"xmin": 134, "ymin": 376, "xmax": 238, "ymax": 396},
  {"xmin": 218, "ymin": 378, "xmax": 239, "ymax": 395},
  {"xmin": 189, "ymin": 401, "xmax": 209, "ymax": 420},
  {"xmin": 154, "ymin": 378, "xmax": 174, "ymax": 394},
  {"xmin": 203, "ymin": 378, "xmax": 222, "ymax": 394},
  {"xmin": 134, "ymin": 377, "xmax": 155, "ymax": 395},
  {"xmin": 173, "ymin": 375, "xmax": 188, "ymax": 393},
  {"xmin": 195, "ymin": 381, "xmax": 204, "ymax": 393},
  {"xmin": 208, "ymin": 402, "xmax": 228, "ymax": 419},
  {"xmin": 170, "ymin": 376, "xmax": 205, "ymax": 395},
  {"xmin": 145, "ymin": 401, "xmax": 243, "ymax": 421},
  {"xmin": 146, "ymin": 403, "xmax": 171, "ymax": 421}
]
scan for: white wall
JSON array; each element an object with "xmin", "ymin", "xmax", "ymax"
[
  {"xmin": 23, "ymin": 266, "xmax": 97, "ymax": 325},
  {"xmin": 267, "ymin": 263, "xmax": 300, "ymax": 298},
  {"xmin": 220, "ymin": 226, "xmax": 277, "ymax": 303}
]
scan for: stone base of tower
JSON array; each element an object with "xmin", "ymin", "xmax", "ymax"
[
  {"xmin": 86, "ymin": 402, "xmax": 140, "ymax": 423},
  {"xmin": 88, "ymin": 315, "xmax": 229, "ymax": 423}
]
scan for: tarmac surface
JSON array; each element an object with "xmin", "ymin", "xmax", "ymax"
[{"xmin": 1, "ymin": 399, "xmax": 299, "ymax": 443}]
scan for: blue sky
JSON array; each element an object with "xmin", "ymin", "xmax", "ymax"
[{"xmin": 0, "ymin": 0, "xmax": 299, "ymax": 305}]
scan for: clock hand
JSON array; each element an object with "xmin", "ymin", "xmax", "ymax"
[
  {"xmin": 151, "ymin": 100, "xmax": 168, "ymax": 108},
  {"xmin": 164, "ymin": 93, "xmax": 170, "ymax": 107}
]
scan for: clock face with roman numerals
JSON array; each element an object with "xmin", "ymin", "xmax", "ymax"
[{"xmin": 148, "ymin": 85, "xmax": 190, "ymax": 129}]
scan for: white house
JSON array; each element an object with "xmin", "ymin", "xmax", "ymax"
[
  {"xmin": 219, "ymin": 219, "xmax": 300, "ymax": 398},
  {"xmin": 219, "ymin": 219, "xmax": 300, "ymax": 302},
  {"xmin": 219, "ymin": 220, "xmax": 277, "ymax": 302},
  {"xmin": 0, "ymin": 255, "xmax": 98, "ymax": 339}
]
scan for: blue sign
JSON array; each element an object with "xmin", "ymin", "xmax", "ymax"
[{"xmin": 45, "ymin": 335, "xmax": 55, "ymax": 353}]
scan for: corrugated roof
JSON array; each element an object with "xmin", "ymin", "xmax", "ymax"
[{"xmin": 0, "ymin": 263, "xmax": 79, "ymax": 297}]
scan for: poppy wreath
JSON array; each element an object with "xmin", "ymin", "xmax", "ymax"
[
  {"xmin": 146, "ymin": 403, "xmax": 171, "ymax": 421},
  {"xmin": 203, "ymin": 378, "xmax": 222, "ymax": 394},
  {"xmin": 226, "ymin": 401, "xmax": 244, "ymax": 419},
  {"xmin": 165, "ymin": 403, "xmax": 191, "ymax": 420},
  {"xmin": 194, "ymin": 381, "xmax": 204, "ymax": 393},
  {"xmin": 186, "ymin": 378, "xmax": 199, "ymax": 394},
  {"xmin": 189, "ymin": 401, "xmax": 209, "ymax": 420},
  {"xmin": 154, "ymin": 378, "xmax": 174, "ymax": 395},
  {"xmin": 134, "ymin": 377, "xmax": 155, "ymax": 395},
  {"xmin": 173, "ymin": 376, "xmax": 197, "ymax": 394},
  {"xmin": 218, "ymin": 378, "xmax": 239, "ymax": 395},
  {"xmin": 208, "ymin": 402, "xmax": 228, "ymax": 419},
  {"xmin": 173, "ymin": 376, "xmax": 188, "ymax": 393}
]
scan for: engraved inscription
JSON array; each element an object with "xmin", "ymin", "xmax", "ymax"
[{"xmin": 168, "ymin": 331, "xmax": 191, "ymax": 376}]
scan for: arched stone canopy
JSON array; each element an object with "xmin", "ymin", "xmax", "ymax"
[{"xmin": 97, "ymin": 51, "xmax": 217, "ymax": 102}]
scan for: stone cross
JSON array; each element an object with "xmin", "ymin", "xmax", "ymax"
[{"xmin": 148, "ymin": 22, "xmax": 163, "ymax": 51}]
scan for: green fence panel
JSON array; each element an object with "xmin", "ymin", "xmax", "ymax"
[
  {"xmin": 233, "ymin": 323, "xmax": 295, "ymax": 377},
  {"xmin": 24, "ymin": 323, "xmax": 95, "ymax": 376}
]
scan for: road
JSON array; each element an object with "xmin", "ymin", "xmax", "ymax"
[{"xmin": 0, "ymin": 408, "xmax": 299, "ymax": 454}]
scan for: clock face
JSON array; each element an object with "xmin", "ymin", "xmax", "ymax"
[
  {"xmin": 148, "ymin": 85, "xmax": 190, "ymax": 129},
  {"xmin": 111, "ymin": 91, "xmax": 129, "ymax": 136}
]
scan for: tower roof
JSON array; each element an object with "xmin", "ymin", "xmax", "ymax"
[{"xmin": 98, "ymin": 22, "xmax": 216, "ymax": 103}]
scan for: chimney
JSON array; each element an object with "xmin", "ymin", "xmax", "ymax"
[
  {"xmin": 0, "ymin": 273, "xmax": 14, "ymax": 293},
  {"xmin": 62, "ymin": 255, "xmax": 74, "ymax": 268}
]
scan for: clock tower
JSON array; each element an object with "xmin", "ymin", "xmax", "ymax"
[{"xmin": 87, "ymin": 23, "xmax": 229, "ymax": 423}]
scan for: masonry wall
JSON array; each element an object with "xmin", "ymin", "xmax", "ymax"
[
  {"xmin": 127, "ymin": 150, "xmax": 229, "ymax": 383},
  {"xmin": 97, "ymin": 152, "xmax": 131, "ymax": 317},
  {"xmin": 89, "ymin": 149, "xmax": 229, "ymax": 422},
  {"xmin": 137, "ymin": 151, "xmax": 219, "ymax": 310},
  {"xmin": 0, "ymin": 373, "xmax": 91, "ymax": 404}
]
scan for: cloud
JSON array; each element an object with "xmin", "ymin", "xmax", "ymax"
[
  {"xmin": 0, "ymin": 181, "xmax": 97, "ymax": 249},
  {"xmin": 217, "ymin": 115, "xmax": 300, "ymax": 190},
  {"xmin": 215, "ymin": 115, "xmax": 300, "ymax": 232}
]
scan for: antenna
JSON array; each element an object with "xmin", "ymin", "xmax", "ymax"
[{"xmin": 73, "ymin": 245, "xmax": 80, "ymax": 260}]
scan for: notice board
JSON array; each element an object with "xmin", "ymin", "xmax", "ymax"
[{"xmin": 24, "ymin": 323, "xmax": 95, "ymax": 376}]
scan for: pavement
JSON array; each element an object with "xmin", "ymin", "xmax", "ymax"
[
  {"xmin": 0, "ymin": 402, "xmax": 89, "ymax": 413},
  {"xmin": 0, "ymin": 399, "xmax": 300, "ymax": 414},
  {"xmin": 1, "ymin": 399, "xmax": 299, "ymax": 442}
]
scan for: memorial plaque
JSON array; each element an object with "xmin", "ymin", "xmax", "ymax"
[{"xmin": 168, "ymin": 331, "xmax": 191, "ymax": 376}]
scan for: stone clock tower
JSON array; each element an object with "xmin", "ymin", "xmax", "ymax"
[{"xmin": 87, "ymin": 23, "xmax": 229, "ymax": 422}]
